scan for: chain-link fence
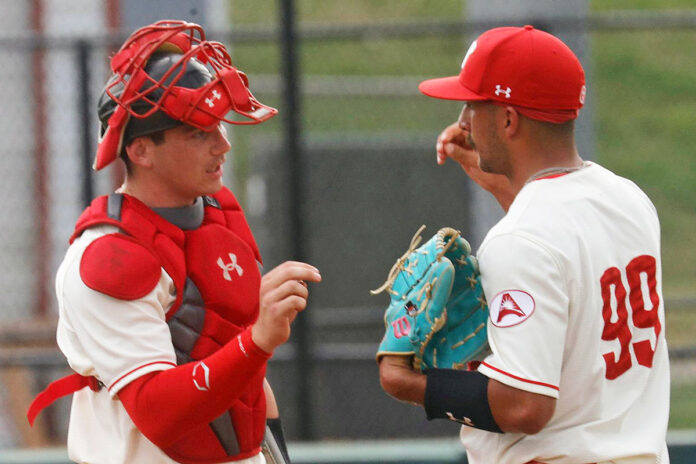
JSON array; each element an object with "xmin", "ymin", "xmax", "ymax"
[{"xmin": 1, "ymin": 2, "xmax": 695, "ymax": 449}]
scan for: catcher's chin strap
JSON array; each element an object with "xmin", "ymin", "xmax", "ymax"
[{"xmin": 370, "ymin": 225, "xmax": 460, "ymax": 296}]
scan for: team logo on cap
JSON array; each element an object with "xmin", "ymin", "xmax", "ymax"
[
  {"xmin": 461, "ymin": 40, "xmax": 478, "ymax": 69},
  {"xmin": 494, "ymin": 85, "xmax": 511, "ymax": 99},
  {"xmin": 489, "ymin": 289, "xmax": 535, "ymax": 327},
  {"xmin": 579, "ymin": 85, "xmax": 586, "ymax": 104}
]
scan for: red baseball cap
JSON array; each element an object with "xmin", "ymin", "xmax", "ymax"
[{"xmin": 419, "ymin": 25, "xmax": 586, "ymax": 123}]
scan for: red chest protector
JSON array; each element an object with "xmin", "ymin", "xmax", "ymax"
[
  {"xmin": 73, "ymin": 188, "xmax": 262, "ymax": 328},
  {"xmin": 32, "ymin": 187, "xmax": 266, "ymax": 463}
]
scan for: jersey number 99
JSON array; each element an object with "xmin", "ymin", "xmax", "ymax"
[{"xmin": 600, "ymin": 255, "xmax": 661, "ymax": 380}]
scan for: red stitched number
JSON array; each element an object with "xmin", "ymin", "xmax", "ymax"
[{"xmin": 600, "ymin": 255, "xmax": 661, "ymax": 380}]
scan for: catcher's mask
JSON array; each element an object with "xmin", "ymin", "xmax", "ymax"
[{"xmin": 95, "ymin": 20, "xmax": 277, "ymax": 170}]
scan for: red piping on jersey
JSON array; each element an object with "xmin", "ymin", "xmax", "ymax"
[
  {"xmin": 481, "ymin": 362, "xmax": 559, "ymax": 391},
  {"xmin": 108, "ymin": 360, "xmax": 177, "ymax": 393},
  {"xmin": 533, "ymin": 172, "xmax": 570, "ymax": 181},
  {"xmin": 526, "ymin": 462, "xmax": 596, "ymax": 464}
]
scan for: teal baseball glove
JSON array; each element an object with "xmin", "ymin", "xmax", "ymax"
[{"xmin": 373, "ymin": 226, "xmax": 489, "ymax": 372}]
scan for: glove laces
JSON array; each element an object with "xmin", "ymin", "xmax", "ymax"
[{"xmin": 370, "ymin": 225, "xmax": 461, "ymax": 296}]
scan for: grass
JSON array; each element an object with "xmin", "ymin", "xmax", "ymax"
[
  {"xmin": 231, "ymin": 0, "xmax": 463, "ymax": 24},
  {"xmin": 592, "ymin": 0, "xmax": 696, "ymax": 11},
  {"xmin": 666, "ymin": 304, "xmax": 696, "ymax": 348},
  {"xmin": 669, "ymin": 383, "xmax": 696, "ymax": 429}
]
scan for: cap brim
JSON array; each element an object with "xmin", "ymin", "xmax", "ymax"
[{"xmin": 418, "ymin": 76, "xmax": 486, "ymax": 101}]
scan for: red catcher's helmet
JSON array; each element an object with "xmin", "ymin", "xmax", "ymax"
[{"xmin": 95, "ymin": 20, "xmax": 277, "ymax": 170}]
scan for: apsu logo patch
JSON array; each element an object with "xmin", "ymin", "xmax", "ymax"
[{"xmin": 489, "ymin": 290, "xmax": 535, "ymax": 327}]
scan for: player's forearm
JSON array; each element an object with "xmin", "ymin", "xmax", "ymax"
[
  {"xmin": 423, "ymin": 369, "xmax": 554, "ymax": 434},
  {"xmin": 487, "ymin": 378, "xmax": 555, "ymax": 434},
  {"xmin": 118, "ymin": 327, "xmax": 270, "ymax": 447},
  {"xmin": 378, "ymin": 356, "xmax": 426, "ymax": 405}
]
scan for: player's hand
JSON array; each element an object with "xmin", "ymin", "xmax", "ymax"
[
  {"xmin": 252, "ymin": 261, "xmax": 321, "ymax": 353},
  {"xmin": 436, "ymin": 122, "xmax": 515, "ymax": 211},
  {"xmin": 378, "ymin": 355, "xmax": 426, "ymax": 405},
  {"xmin": 436, "ymin": 121, "xmax": 475, "ymax": 167}
]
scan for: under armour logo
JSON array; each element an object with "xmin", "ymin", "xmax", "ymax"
[
  {"xmin": 205, "ymin": 89, "xmax": 222, "ymax": 108},
  {"xmin": 192, "ymin": 361, "xmax": 211, "ymax": 391},
  {"xmin": 217, "ymin": 253, "xmax": 244, "ymax": 281},
  {"xmin": 447, "ymin": 412, "xmax": 474, "ymax": 427},
  {"xmin": 494, "ymin": 85, "xmax": 511, "ymax": 98}
]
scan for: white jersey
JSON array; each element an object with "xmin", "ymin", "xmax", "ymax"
[
  {"xmin": 462, "ymin": 162, "xmax": 670, "ymax": 464},
  {"xmin": 56, "ymin": 225, "xmax": 264, "ymax": 464}
]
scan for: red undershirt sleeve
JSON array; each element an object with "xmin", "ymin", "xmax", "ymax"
[{"xmin": 117, "ymin": 327, "xmax": 270, "ymax": 448}]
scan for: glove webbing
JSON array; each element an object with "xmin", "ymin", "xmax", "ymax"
[{"xmin": 370, "ymin": 225, "xmax": 460, "ymax": 297}]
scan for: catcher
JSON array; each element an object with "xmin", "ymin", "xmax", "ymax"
[
  {"xmin": 376, "ymin": 25, "xmax": 669, "ymax": 464},
  {"xmin": 27, "ymin": 20, "xmax": 317, "ymax": 464}
]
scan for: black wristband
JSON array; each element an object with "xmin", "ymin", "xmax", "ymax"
[
  {"xmin": 266, "ymin": 417, "xmax": 291, "ymax": 463},
  {"xmin": 425, "ymin": 368, "xmax": 503, "ymax": 433}
]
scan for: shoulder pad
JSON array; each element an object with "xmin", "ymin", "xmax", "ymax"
[{"xmin": 80, "ymin": 234, "xmax": 161, "ymax": 300}]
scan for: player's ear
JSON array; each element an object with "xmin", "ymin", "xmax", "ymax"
[
  {"xmin": 502, "ymin": 106, "xmax": 519, "ymax": 137},
  {"xmin": 125, "ymin": 136, "xmax": 155, "ymax": 169}
]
